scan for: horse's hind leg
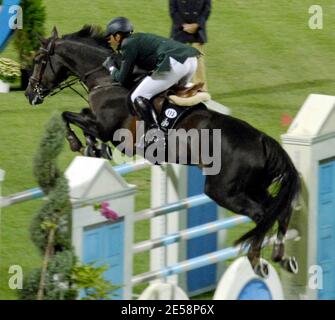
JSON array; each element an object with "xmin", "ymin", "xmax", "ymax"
[
  {"xmin": 205, "ymin": 177, "xmax": 269, "ymax": 277},
  {"xmin": 272, "ymin": 217, "xmax": 298, "ymax": 274},
  {"xmin": 247, "ymin": 237, "xmax": 269, "ymax": 278}
]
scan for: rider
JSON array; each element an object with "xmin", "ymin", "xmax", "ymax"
[{"xmin": 103, "ymin": 17, "xmax": 201, "ymax": 145}]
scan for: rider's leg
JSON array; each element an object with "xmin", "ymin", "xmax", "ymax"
[
  {"xmin": 130, "ymin": 56, "xmax": 198, "ymax": 124},
  {"xmin": 133, "ymin": 96, "xmax": 161, "ymax": 130},
  {"xmin": 131, "ymin": 71, "xmax": 180, "ymax": 133},
  {"xmin": 132, "ymin": 95, "xmax": 166, "ymax": 148},
  {"xmin": 131, "ymin": 75, "xmax": 174, "ymax": 147},
  {"xmin": 131, "ymin": 58, "xmax": 198, "ymax": 147},
  {"xmin": 176, "ymin": 57, "xmax": 198, "ymax": 88}
]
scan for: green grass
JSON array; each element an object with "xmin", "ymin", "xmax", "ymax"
[{"xmin": 1, "ymin": 0, "xmax": 335, "ymax": 300}]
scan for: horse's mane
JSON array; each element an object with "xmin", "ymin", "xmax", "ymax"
[{"xmin": 62, "ymin": 25, "xmax": 109, "ymax": 49}]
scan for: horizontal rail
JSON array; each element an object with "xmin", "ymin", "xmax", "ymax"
[
  {"xmin": 135, "ymin": 194, "xmax": 212, "ymax": 222},
  {"xmin": 0, "ymin": 187, "xmax": 44, "ymax": 208},
  {"xmin": 114, "ymin": 158, "xmax": 151, "ymax": 175},
  {"xmin": 0, "ymin": 158, "xmax": 152, "ymax": 208},
  {"xmin": 131, "ymin": 229, "xmax": 299, "ymax": 286},
  {"xmin": 133, "ymin": 215, "xmax": 250, "ymax": 254}
]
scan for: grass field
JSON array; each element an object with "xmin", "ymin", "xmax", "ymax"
[{"xmin": 1, "ymin": 0, "xmax": 335, "ymax": 300}]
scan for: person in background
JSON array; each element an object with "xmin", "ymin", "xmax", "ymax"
[{"xmin": 169, "ymin": 0, "xmax": 211, "ymax": 91}]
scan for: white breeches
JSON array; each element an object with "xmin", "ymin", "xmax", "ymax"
[{"xmin": 131, "ymin": 56, "xmax": 198, "ymax": 102}]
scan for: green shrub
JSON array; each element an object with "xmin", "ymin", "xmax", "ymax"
[
  {"xmin": 20, "ymin": 113, "xmax": 76, "ymax": 300},
  {"xmin": 19, "ymin": 250, "xmax": 78, "ymax": 300},
  {"xmin": 13, "ymin": 0, "xmax": 46, "ymax": 69},
  {"xmin": 22, "ymin": 113, "xmax": 119, "ymax": 300}
]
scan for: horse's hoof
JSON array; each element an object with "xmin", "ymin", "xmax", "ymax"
[
  {"xmin": 254, "ymin": 261, "xmax": 269, "ymax": 278},
  {"xmin": 67, "ymin": 133, "xmax": 83, "ymax": 152},
  {"xmin": 101, "ymin": 143, "xmax": 113, "ymax": 160},
  {"xmin": 83, "ymin": 145, "xmax": 101, "ymax": 158},
  {"xmin": 280, "ymin": 257, "xmax": 299, "ymax": 274}
]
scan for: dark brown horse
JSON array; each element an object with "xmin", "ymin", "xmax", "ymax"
[{"xmin": 25, "ymin": 26, "xmax": 300, "ymax": 277}]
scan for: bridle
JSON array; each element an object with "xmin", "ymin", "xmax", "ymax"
[{"xmin": 28, "ymin": 37, "xmax": 105, "ymax": 104}]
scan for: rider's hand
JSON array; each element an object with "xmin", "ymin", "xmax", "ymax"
[{"xmin": 102, "ymin": 57, "xmax": 115, "ymax": 73}]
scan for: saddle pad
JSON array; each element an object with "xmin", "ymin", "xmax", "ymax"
[{"xmin": 159, "ymin": 101, "xmax": 207, "ymax": 132}]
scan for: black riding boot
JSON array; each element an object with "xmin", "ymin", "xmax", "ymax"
[{"xmin": 133, "ymin": 97, "xmax": 166, "ymax": 148}]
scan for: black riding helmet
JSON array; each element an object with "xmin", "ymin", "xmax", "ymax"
[{"xmin": 105, "ymin": 17, "xmax": 133, "ymax": 38}]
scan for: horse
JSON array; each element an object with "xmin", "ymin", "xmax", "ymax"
[{"xmin": 25, "ymin": 26, "xmax": 300, "ymax": 277}]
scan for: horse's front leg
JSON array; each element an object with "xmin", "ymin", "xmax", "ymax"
[
  {"xmin": 62, "ymin": 109, "xmax": 101, "ymax": 152},
  {"xmin": 62, "ymin": 109, "xmax": 113, "ymax": 159},
  {"xmin": 62, "ymin": 111, "xmax": 84, "ymax": 153}
]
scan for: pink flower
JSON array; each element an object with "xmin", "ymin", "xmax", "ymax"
[
  {"xmin": 97, "ymin": 201, "xmax": 119, "ymax": 221},
  {"xmin": 100, "ymin": 202, "xmax": 109, "ymax": 209}
]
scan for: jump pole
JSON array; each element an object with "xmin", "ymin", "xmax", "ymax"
[
  {"xmin": 127, "ymin": 193, "xmax": 298, "ymax": 298},
  {"xmin": 133, "ymin": 215, "xmax": 250, "ymax": 254},
  {"xmin": 0, "ymin": 158, "xmax": 151, "ymax": 208},
  {"xmin": 132, "ymin": 230, "xmax": 299, "ymax": 286}
]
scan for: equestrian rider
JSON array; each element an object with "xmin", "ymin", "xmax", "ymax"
[{"xmin": 103, "ymin": 17, "xmax": 201, "ymax": 144}]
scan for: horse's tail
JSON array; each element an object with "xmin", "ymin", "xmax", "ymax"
[{"xmin": 235, "ymin": 135, "xmax": 300, "ymax": 246}]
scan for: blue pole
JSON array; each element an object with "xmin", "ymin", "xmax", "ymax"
[
  {"xmin": 134, "ymin": 194, "xmax": 213, "ymax": 222},
  {"xmin": 0, "ymin": 159, "xmax": 151, "ymax": 208},
  {"xmin": 132, "ymin": 229, "xmax": 299, "ymax": 286},
  {"xmin": 133, "ymin": 215, "xmax": 250, "ymax": 253}
]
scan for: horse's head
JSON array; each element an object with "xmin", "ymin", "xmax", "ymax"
[{"xmin": 25, "ymin": 27, "xmax": 70, "ymax": 106}]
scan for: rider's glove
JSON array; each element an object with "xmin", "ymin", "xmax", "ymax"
[{"xmin": 102, "ymin": 57, "xmax": 115, "ymax": 74}]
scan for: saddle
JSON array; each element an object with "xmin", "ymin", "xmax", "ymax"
[
  {"xmin": 152, "ymin": 82, "xmax": 211, "ymax": 110},
  {"xmin": 169, "ymin": 82, "xmax": 211, "ymax": 106}
]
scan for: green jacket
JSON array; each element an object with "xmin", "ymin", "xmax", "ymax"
[{"xmin": 112, "ymin": 32, "xmax": 200, "ymax": 85}]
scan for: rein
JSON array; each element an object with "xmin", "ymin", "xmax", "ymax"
[{"xmin": 49, "ymin": 77, "xmax": 89, "ymax": 103}]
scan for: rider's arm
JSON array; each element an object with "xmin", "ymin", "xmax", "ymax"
[{"xmin": 112, "ymin": 39, "xmax": 137, "ymax": 86}]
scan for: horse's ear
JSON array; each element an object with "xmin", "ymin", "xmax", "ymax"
[
  {"xmin": 51, "ymin": 26, "xmax": 59, "ymax": 39},
  {"xmin": 36, "ymin": 33, "xmax": 48, "ymax": 45}
]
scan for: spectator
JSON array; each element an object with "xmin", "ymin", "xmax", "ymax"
[{"xmin": 169, "ymin": 0, "xmax": 211, "ymax": 91}]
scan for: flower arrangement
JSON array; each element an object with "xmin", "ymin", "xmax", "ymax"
[{"xmin": 0, "ymin": 58, "xmax": 21, "ymax": 83}]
